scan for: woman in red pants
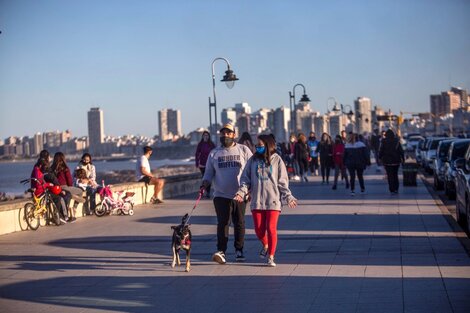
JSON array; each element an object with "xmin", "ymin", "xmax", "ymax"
[{"xmin": 234, "ymin": 134, "xmax": 297, "ymax": 267}]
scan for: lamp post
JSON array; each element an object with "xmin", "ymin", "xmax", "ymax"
[
  {"xmin": 289, "ymin": 83, "xmax": 310, "ymax": 135},
  {"xmin": 209, "ymin": 57, "xmax": 239, "ymax": 141}
]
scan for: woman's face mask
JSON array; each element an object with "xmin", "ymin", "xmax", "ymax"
[{"xmin": 256, "ymin": 146, "xmax": 266, "ymax": 154}]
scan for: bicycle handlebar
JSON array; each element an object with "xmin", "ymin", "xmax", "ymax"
[{"xmin": 21, "ymin": 178, "xmax": 41, "ymax": 184}]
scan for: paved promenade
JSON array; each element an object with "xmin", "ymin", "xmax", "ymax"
[{"xmin": 1, "ymin": 170, "xmax": 470, "ymax": 313}]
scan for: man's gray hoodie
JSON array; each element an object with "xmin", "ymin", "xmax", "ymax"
[
  {"xmin": 202, "ymin": 143, "xmax": 253, "ymax": 199},
  {"xmin": 236, "ymin": 153, "xmax": 296, "ymax": 211}
]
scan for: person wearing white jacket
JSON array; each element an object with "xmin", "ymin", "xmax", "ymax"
[{"xmin": 235, "ymin": 134, "xmax": 297, "ymax": 267}]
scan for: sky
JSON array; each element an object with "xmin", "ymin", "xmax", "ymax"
[{"xmin": 0, "ymin": 0, "xmax": 469, "ymax": 139}]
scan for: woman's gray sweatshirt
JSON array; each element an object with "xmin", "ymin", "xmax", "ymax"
[
  {"xmin": 202, "ymin": 143, "xmax": 253, "ymax": 199},
  {"xmin": 236, "ymin": 153, "xmax": 296, "ymax": 211}
]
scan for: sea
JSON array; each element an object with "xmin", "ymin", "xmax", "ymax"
[{"xmin": 0, "ymin": 158, "xmax": 193, "ymax": 196}]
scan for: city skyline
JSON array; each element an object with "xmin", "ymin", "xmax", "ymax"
[{"xmin": 1, "ymin": 1, "xmax": 469, "ymax": 138}]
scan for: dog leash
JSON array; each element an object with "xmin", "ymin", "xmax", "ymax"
[{"xmin": 183, "ymin": 188, "xmax": 204, "ymax": 226}]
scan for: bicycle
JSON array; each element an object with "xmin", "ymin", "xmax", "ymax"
[
  {"xmin": 20, "ymin": 178, "xmax": 63, "ymax": 230},
  {"xmin": 95, "ymin": 181, "xmax": 135, "ymax": 217}
]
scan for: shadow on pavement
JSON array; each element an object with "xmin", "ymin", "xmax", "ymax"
[{"xmin": 1, "ymin": 275, "xmax": 468, "ymax": 313}]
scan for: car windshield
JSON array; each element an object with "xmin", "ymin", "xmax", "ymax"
[
  {"xmin": 438, "ymin": 142, "xmax": 452, "ymax": 158},
  {"xmin": 451, "ymin": 142, "xmax": 470, "ymax": 161},
  {"xmin": 430, "ymin": 140, "xmax": 443, "ymax": 149}
]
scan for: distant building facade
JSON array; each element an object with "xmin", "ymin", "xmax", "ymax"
[
  {"xmin": 158, "ymin": 108, "xmax": 182, "ymax": 141},
  {"xmin": 354, "ymin": 97, "xmax": 372, "ymax": 134},
  {"xmin": 88, "ymin": 107, "xmax": 104, "ymax": 155}
]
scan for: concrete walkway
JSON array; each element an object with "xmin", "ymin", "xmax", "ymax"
[{"xmin": 1, "ymin": 170, "xmax": 470, "ymax": 313}]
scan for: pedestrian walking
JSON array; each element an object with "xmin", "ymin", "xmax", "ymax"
[
  {"xmin": 379, "ymin": 129, "xmax": 405, "ymax": 194},
  {"xmin": 370, "ymin": 129, "xmax": 382, "ymax": 172},
  {"xmin": 344, "ymin": 133, "xmax": 370, "ymax": 196},
  {"xmin": 316, "ymin": 132, "xmax": 333, "ymax": 184},
  {"xmin": 201, "ymin": 123, "xmax": 253, "ymax": 264},
  {"xmin": 307, "ymin": 132, "xmax": 319, "ymax": 176},
  {"xmin": 332, "ymin": 135, "xmax": 349, "ymax": 190},
  {"xmin": 195, "ymin": 131, "xmax": 215, "ymax": 198},
  {"xmin": 238, "ymin": 132, "xmax": 255, "ymax": 153},
  {"xmin": 234, "ymin": 135, "xmax": 297, "ymax": 267},
  {"xmin": 295, "ymin": 133, "xmax": 309, "ymax": 182}
]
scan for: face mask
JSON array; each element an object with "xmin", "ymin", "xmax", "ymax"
[
  {"xmin": 256, "ymin": 146, "xmax": 266, "ymax": 154},
  {"xmin": 220, "ymin": 136, "xmax": 234, "ymax": 147}
]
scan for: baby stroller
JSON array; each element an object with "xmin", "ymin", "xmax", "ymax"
[{"xmin": 95, "ymin": 181, "xmax": 135, "ymax": 217}]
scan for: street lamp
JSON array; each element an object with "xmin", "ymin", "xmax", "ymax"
[
  {"xmin": 289, "ymin": 83, "xmax": 310, "ymax": 134},
  {"xmin": 327, "ymin": 97, "xmax": 341, "ymax": 114},
  {"xmin": 209, "ymin": 57, "xmax": 239, "ymax": 140}
]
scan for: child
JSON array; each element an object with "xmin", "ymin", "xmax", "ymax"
[
  {"xmin": 234, "ymin": 134, "xmax": 297, "ymax": 267},
  {"xmin": 75, "ymin": 168, "xmax": 97, "ymax": 215}
]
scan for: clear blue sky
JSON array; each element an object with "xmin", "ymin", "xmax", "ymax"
[{"xmin": 1, "ymin": 0, "xmax": 469, "ymax": 138}]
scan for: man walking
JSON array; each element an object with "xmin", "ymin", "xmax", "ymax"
[
  {"xmin": 201, "ymin": 123, "xmax": 253, "ymax": 264},
  {"xmin": 136, "ymin": 146, "xmax": 165, "ymax": 204}
]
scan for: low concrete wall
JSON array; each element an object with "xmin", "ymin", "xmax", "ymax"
[{"xmin": 0, "ymin": 173, "xmax": 201, "ymax": 236}]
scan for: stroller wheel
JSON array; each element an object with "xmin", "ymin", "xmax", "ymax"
[{"xmin": 128, "ymin": 209, "xmax": 134, "ymax": 216}]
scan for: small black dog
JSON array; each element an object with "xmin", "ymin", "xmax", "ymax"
[{"xmin": 171, "ymin": 213, "xmax": 192, "ymax": 272}]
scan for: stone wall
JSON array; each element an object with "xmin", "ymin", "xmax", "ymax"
[{"xmin": 0, "ymin": 173, "xmax": 201, "ymax": 236}]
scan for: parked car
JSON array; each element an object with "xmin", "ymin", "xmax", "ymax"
[
  {"xmin": 423, "ymin": 137, "xmax": 446, "ymax": 174},
  {"xmin": 406, "ymin": 135, "xmax": 424, "ymax": 152},
  {"xmin": 433, "ymin": 139, "xmax": 456, "ymax": 190},
  {"xmin": 444, "ymin": 139, "xmax": 470, "ymax": 200},
  {"xmin": 455, "ymin": 145, "xmax": 470, "ymax": 233},
  {"xmin": 416, "ymin": 137, "xmax": 428, "ymax": 166}
]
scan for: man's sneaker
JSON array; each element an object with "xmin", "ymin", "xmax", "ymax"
[
  {"xmin": 267, "ymin": 256, "xmax": 276, "ymax": 267},
  {"xmin": 212, "ymin": 251, "xmax": 226, "ymax": 264},
  {"xmin": 152, "ymin": 198, "xmax": 164, "ymax": 204},
  {"xmin": 259, "ymin": 247, "xmax": 268, "ymax": 259},
  {"xmin": 235, "ymin": 250, "xmax": 245, "ymax": 262},
  {"xmin": 59, "ymin": 217, "xmax": 67, "ymax": 224},
  {"xmin": 361, "ymin": 188, "xmax": 365, "ymax": 194},
  {"xmin": 351, "ymin": 191, "xmax": 355, "ymax": 196},
  {"xmin": 70, "ymin": 217, "xmax": 77, "ymax": 223}
]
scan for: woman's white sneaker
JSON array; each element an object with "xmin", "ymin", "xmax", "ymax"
[{"xmin": 267, "ymin": 256, "xmax": 276, "ymax": 267}]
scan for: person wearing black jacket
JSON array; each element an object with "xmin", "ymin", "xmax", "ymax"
[
  {"xmin": 295, "ymin": 133, "xmax": 310, "ymax": 182},
  {"xmin": 379, "ymin": 129, "xmax": 405, "ymax": 194},
  {"xmin": 316, "ymin": 133, "xmax": 333, "ymax": 184},
  {"xmin": 344, "ymin": 133, "xmax": 370, "ymax": 195}
]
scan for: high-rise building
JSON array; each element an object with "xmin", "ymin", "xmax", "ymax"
[
  {"xmin": 314, "ymin": 115, "xmax": 328, "ymax": 136},
  {"xmin": 328, "ymin": 114, "xmax": 349, "ymax": 138},
  {"xmin": 273, "ymin": 106, "xmax": 290, "ymax": 143},
  {"xmin": 354, "ymin": 97, "xmax": 372, "ymax": 134},
  {"xmin": 88, "ymin": 107, "xmax": 104, "ymax": 155},
  {"xmin": 221, "ymin": 108, "xmax": 237, "ymax": 126},
  {"xmin": 234, "ymin": 102, "xmax": 251, "ymax": 115},
  {"xmin": 33, "ymin": 132, "xmax": 43, "ymax": 156},
  {"xmin": 451, "ymin": 87, "xmax": 468, "ymax": 107},
  {"xmin": 430, "ymin": 89, "xmax": 464, "ymax": 116},
  {"xmin": 371, "ymin": 105, "xmax": 386, "ymax": 131},
  {"xmin": 158, "ymin": 109, "xmax": 182, "ymax": 141}
]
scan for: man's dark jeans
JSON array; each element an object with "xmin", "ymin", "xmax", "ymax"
[
  {"xmin": 385, "ymin": 165, "xmax": 400, "ymax": 192},
  {"xmin": 213, "ymin": 197, "xmax": 246, "ymax": 253}
]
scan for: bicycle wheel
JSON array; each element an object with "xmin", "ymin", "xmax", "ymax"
[
  {"xmin": 47, "ymin": 200, "xmax": 61, "ymax": 226},
  {"xmin": 24, "ymin": 202, "xmax": 40, "ymax": 230},
  {"xmin": 95, "ymin": 201, "xmax": 107, "ymax": 217}
]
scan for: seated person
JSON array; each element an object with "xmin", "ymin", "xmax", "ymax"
[{"xmin": 135, "ymin": 146, "xmax": 164, "ymax": 204}]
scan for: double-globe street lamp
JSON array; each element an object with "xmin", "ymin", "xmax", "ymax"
[
  {"xmin": 327, "ymin": 97, "xmax": 355, "ymax": 132},
  {"xmin": 289, "ymin": 83, "xmax": 310, "ymax": 135},
  {"xmin": 208, "ymin": 57, "xmax": 239, "ymax": 140}
]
